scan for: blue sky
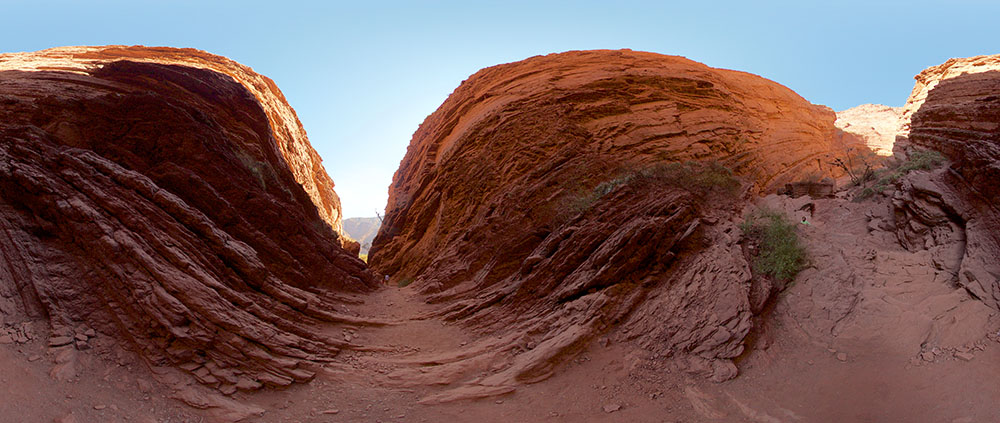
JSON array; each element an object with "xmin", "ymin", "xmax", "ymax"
[{"xmin": 2, "ymin": 1, "xmax": 997, "ymax": 218}]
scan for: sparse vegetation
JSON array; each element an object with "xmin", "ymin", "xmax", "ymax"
[
  {"xmin": 830, "ymin": 147, "xmax": 881, "ymax": 187},
  {"xmin": 855, "ymin": 149, "xmax": 946, "ymax": 201},
  {"xmin": 397, "ymin": 277, "xmax": 414, "ymax": 288},
  {"xmin": 564, "ymin": 161, "xmax": 739, "ymax": 215},
  {"xmin": 740, "ymin": 209, "xmax": 807, "ymax": 283}
]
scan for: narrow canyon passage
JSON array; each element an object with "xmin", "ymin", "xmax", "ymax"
[{"xmin": 1, "ymin": 46, "xmax": 999, "ymax": 423}]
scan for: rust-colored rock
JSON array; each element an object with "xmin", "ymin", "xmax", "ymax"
[
  {"xmin": 896, "ymin": 55, "xmax": 1000, "ymax": 309},
  {"xmin": 0, "ymin": 45, "xmax": 347, "ymax": 236},
  {"xmin": 371, "ymin": 49, "xmax": 843, "ymax": 393},
  {"xmin": 0, "ymin": 46, "xmax": 377, "ymax": 397}
]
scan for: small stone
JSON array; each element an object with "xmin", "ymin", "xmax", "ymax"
[
  {"xmin": 321, "ymin": 409, "xmax": 340, "ymax": 415},
  {"xmin": 526, "ymin": 342, "xmax": 536, "ymax": 350},
  {"xmin": 84, "ymin": 329, "xmax": 96, "ymax": 337},
  {"xmin": 835, "ymin": 352, "xmax": 848, "ymax": 362},
  {"xmin": 49, "ymin": 336, "xmax": 73, "ymax": 347},
  {"xmin": 495, "ymin": 400, "xmax": 504, "ymax": 404},
  {"xmin": 75, "ymin": 341, "xmax": 89, "ymax": 350},
  {"xmin": 93, "ymin": 404, "xmax": 106, "ymax": 410},
  {"xmin": 27, "ymin": 355, "xmax": 41, "ymax": 362},
  {"xmin": 920, "ymin": 352, "xmax": 935, "ymax": 362},
  {"xmin": 74, "ymin": 334, "xmax": 88, "ymax": 342},
  {"xmin": 220, "ymin": 384, "xmax": 237, "ymax": 395},
  {"xmin": 807, "ymin": 360, "xmax": 814, "ymax": 365},
  {"xmin": 136, "ymin": 378, "xmax": 153, "ymax": 393},
  {"xmin": 0, "ymin": 335, "xmax": 13, "ymax": 344},
  {"xmin": 603, "ymin": 404, "xmax": 621, "ymax": 413},
  {"xmin": 954, "ymin": 352, "xmax": 974, "ymax": 361},
  {"xmin": 460, "ymin": 341, "xmax": 467, "ymax": 346}
]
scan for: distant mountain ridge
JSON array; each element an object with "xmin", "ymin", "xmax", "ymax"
[{"xmin": 343, "ymin": 217, "xmax": 381, "ymax": 255}]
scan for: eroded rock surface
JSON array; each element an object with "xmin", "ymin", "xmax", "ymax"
[
  {"xmin": 0, "ymin": 47, "xmax": 377, "ymax": 404},
  {"xmin": 370, "ymin": 50, "xmax": 844, "ymax": 396},
  {"xmin": 897, "ymin": 55, "xmax": 1000, "ymax": 309}
]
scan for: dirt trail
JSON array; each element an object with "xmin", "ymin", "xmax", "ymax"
[{"xmin": 2, "ymin": 188, "xmax": 999, "ymax": 422}]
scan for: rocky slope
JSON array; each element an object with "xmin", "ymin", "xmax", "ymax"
[
  {"xmin": 369, "ymin": 49, "xmax": 845, "ymax": 396},
  {"xmin": 0, "ymin": 46, "xmax": 377, "ymax": 414},
  {"xmin": 895, "ymin": 54, "xmax": 1000, "ymax": 310}
]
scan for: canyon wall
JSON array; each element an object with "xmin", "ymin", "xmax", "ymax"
[
  {"xmin": 896, "ymin": 55, "xmax": 1000, "ymax": 309},
  {"xmin": 0, "ymin": 47, "xmax": 376, "ymax": 402},
  {"xmin": 370, "ymin": 50, "xmax": 843, "ymax": 393},
  {"xmin": 0, "ymin": 45, "xmax": 348, "ymax": 236}
]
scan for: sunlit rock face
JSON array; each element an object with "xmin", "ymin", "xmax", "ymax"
[
  {"xmin": 835, "ymin": 104, "xmax": 902, "ymax": 156},
  {"xmin": 0, "ymin": 46, "xmax": 376, "ymax": 398},
  {"xmin": 896, "ymin": 54, "xmax": 1000, "ymax": 309},
  {"xmin": 370, "ymin": 49, "xmax": 843, "ymax": 391}
]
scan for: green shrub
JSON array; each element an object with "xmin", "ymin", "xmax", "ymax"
[
  {"xmin": 740, "ymin": 210, "xmax": 807, "ymax": 282},
  {"xmin": 397, "ymin": 277, "xmax": 414, "ymax": 288},
  {"xmin": 854, "ymin": 148, "xmax": 945, "ymax": 201}
]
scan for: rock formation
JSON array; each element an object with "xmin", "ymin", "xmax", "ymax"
[
  {"xmin": 895, "ymin": 54, "xmax": 1000, "ymax": 309},
  {"xmin": 0, "ymin": 45, "xmax": 349, "ymax": 237},
  {"xmin": 370, "ymin": 49, "xmax": 845, "ymax": 396},
  {"xmin": 0, "ymin": 46, "xmax": 378, "ymax": 409},
  {"xmin": 835, "ymin": 103, "xmax": 901, "ymax": 156}
]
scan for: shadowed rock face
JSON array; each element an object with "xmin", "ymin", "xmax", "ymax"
[
  {"xmin": 897, "ymin": 55, "xmax": 1000, "ymax": 309},
  {"xmin": 0, "ymin": 45, "xmax": 348, "ymax": 236},
  {"xmin": 0, "ymin": 47, "xmax": 376, "ymax": 399},
  {"xmin": 370, "ymin": 50, "xmax": 843, "ymax": 390}
]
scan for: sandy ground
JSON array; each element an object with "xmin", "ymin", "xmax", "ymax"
[{"xmin": 2, "ymin": 191, "xmax": 998, "ymax": 423}]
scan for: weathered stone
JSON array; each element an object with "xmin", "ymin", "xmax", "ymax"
[{"xmin": 48, "ymin": 336, "xmax": 73, "ymax": 347}]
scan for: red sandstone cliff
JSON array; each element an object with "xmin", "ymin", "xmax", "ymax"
[
  {"xmin": 0, "ymin": 47, "xmax": 376, "ymax": 408},
  {"xmin": 0, "ymin": 45, "xmax": 348, "ymax": 237},
  {"xmin": 369, "ymin": 50, "xmax": 843, "ymax": 396},
  {"xmin": 895, "ymin": 55, "xmax": 1000, "ymax": 310}
]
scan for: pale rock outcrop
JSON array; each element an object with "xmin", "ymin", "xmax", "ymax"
[{"xmin": 835, "ymin": 104, "xmax": 902, "ymax": 156}]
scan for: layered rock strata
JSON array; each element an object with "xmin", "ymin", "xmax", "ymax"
[
  {"xmin": 0, "ymin": 47, "xmax": 377, "ymax": 402},
  {"xmin": 371, "ymin": 49, "xmax": 843, "ymax": 394},
  {"xmin": 896, "ymin": 55, "xmax": 1000, "ymax": 309}
]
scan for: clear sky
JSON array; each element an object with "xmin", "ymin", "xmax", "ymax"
[{"xmin": 2, "ymin": 1, "xmax": 997, "ymax": 218}]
